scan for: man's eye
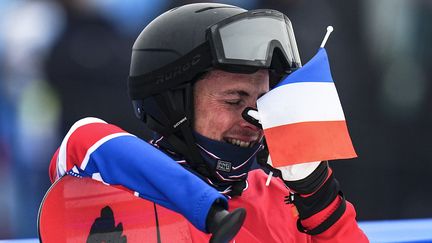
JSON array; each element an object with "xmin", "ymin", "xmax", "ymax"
[{"xmin": 225, "ymin": 100, "xmax": 241, "ymax": 105}]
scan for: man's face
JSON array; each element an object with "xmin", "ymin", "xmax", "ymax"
[{"xmin": 193, "ymin": 69, "xmax": 269, "ymax": 148}]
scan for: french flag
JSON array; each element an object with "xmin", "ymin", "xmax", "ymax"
[{"xmin": 257, "ymin": 48, "xmax": 357, "ymax": 167}]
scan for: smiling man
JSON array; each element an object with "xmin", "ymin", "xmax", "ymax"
[
  {"xmin": 49, "ymin": 2, "xmax": 368, "ymax": 242},
  {"xmin": 194, "ymin": 70, "xmax": 268, "ymax": 146}
]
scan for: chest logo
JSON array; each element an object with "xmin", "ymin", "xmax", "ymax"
[{"xmin": 216, "ymin": 160, "xmax": 232, "ymax": 173}]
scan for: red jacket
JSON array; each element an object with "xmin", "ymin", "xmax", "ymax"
[
  {"xmin": 47, "ymin": 119, "xmax": 368, "ymax": 242},
  {"xmin": 152, "ymin": 169, "xmax": 368, "ymax": 243}
]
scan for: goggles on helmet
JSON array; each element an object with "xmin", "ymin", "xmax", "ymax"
[
  {"xmin": 208, "ymin": 9, "xmax": 301, "ymax": 71},
  {"xmin": 128, "ymin": 9, "xmax": 301, "ymax": 100}
]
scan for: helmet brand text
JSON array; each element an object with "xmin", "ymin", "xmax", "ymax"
[{"xmin": 156, "ymin": 55, "xmax": 201, "ymax": 84}]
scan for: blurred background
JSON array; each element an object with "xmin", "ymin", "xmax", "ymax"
[{"xmin": 0, "ymin": 0, "xmax": 431, "ymax": 239}]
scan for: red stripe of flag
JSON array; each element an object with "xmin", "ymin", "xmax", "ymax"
[{"xmin": 264, "ymin": 120, "xmax": 357, "ymax": 167}]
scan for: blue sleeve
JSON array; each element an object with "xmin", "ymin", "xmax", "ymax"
[{"xmin": 82, "ymin": 135, "xmax": 227, "ymax": 232}]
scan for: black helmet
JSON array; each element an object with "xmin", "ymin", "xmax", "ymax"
[{"xmin": 127, "ymin": 3, "xmax": 301, "ymax": 177}]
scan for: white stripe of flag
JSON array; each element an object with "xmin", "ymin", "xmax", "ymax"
[{"xmin": 256, "ymin": 48, "xmax": 356, "ymax": 167}]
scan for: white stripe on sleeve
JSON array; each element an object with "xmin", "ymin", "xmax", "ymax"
[
  {"xmin": 57, "ymin": 117, "xmax": 107, "ymax": 178},
  {"xmin": 79, "ymin": 132, "xmax": 135, "ymax": 170}
]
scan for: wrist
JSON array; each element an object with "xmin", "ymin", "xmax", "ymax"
[
  {"xmin": 284, "ymin": 168, "xmax": 347, "ymax": 235},
  {"xmin": 296, "ymin": 192, "xmax": 346, "ymax": 235}
]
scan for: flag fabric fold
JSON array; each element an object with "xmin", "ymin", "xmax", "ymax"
[{"xmin": 257, "ymin": 48, "xmax": 357, "ymax": 167}]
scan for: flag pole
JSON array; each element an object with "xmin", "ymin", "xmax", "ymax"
[
  {"xmin": 265, "ymin": 155, "xmax": 274, "ymax": 186},
  {"xmin": 320, "ymin": 26, "xmax": 334, "ymax": 48}
]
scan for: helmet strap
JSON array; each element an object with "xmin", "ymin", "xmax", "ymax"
[{"xmin": 149, "ymin": 86, "xmax": 216, "ymax": 179}]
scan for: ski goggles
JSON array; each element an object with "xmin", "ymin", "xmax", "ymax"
[
  {"xmin": 128, "ymin": 9, "xmax": 301, "ymax": 99},
  {"xmin": 207, "ymin": 9, "xmax": 301, "ymax": 71}
]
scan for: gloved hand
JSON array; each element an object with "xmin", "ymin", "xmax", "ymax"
[
  {"xmin": 273, "ymin": 157, "xmax": 345, "ymax": 235},
  {"xmin": 268, "ymin": 156, "xmax": 321, "ymax": 184},
  {"xmin": 244, "ymin": 107, "xmax": 346, "ymax": 234},
  {"xmin": 268, "ymin": 156, "xmax": 327, "ymax": 195},
  {"xmin": 206, "ymin": 200, "xmax": 246, "ymax": 243}
]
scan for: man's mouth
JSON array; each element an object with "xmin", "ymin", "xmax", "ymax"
[{"xmin": 225, "ymin": 138, "xmax": 258, "ymax": 148}]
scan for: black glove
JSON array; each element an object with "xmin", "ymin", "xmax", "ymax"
[
  {"xmin": 206, "ymin": 200, "xmax": 246, "ymax": 243},
  {"xmin": 283, "ymin": 161, "xmax": 346, "ymax": 235}
]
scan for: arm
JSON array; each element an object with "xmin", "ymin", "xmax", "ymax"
[
  {"xmin": 281, "ymin": 161, "xmax": 369, "ymax": 242},
  {"xmin": 49, "ymin": 117, "xmax": 227, "ymax": 232}
]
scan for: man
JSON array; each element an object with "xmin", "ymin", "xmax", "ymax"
[{"xmin": 49, "ymin": 3, "xmax": 368, "ymax": 242}]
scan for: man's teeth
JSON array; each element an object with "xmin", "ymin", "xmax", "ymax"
[{"xmin": 227, "ymin": 138, "xmax": 254, "ymax": 148}]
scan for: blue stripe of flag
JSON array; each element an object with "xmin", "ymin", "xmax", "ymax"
[{"xmin": 275, "ymin": 48, "xmax": 333, "ymax": 88}]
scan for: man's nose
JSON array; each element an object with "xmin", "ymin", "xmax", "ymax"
[
  {"xmin": 240, "ymin": 106, "xmax": 261, "ymax": 131},
  {"xmin": 239, "ymin": 118, "xmax": 261, "ymax": 131}
]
